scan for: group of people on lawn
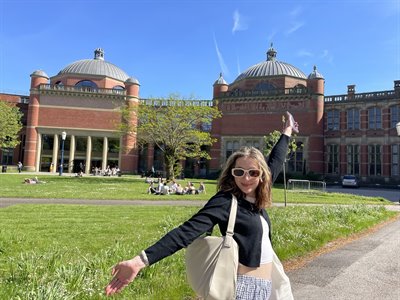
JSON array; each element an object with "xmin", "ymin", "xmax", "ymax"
[{"xmin": 146, "ymin": 177, "xmax": 206, "ymax": 195}]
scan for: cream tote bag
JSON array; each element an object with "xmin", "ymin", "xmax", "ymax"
[
  {"xmin": 185, "ymin": 195, "xmax": 238, "ymax": 300},
  {"xmin": 270, "ymin": 250, "xmax": 294, "ymax": 300}
]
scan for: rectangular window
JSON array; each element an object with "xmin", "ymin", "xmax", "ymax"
[
  {"xmin": 288, "ymin": 142, "xmax": 304, "ymax": 173},
  {"xmin": 327, "ymin": 144, "xmax": 339, "ymax": 174},
  {"xmin": 226, "ymin": 141, "xmax": 233, "ymax": 160},
  {"xmin": 327, "ymin": 110, "xmax": 340, "ymax": 130},
  {"xmin": 392, "ymin": 144, "xmax": 399, "ymax": 176},
  {"xmin": 346, "ymin": 145, "xmax": 360, "ymax": 175},
  {"xmin": 368, "ymin": 107, "xmax": 382, "ymax": 129},
  {"xmin": 368, "ymin": 144, "xmax": 382, "ymax": 176},
  {"xmin": 347, "ymin": 108, "xmax": 360, "ymax": 130},
  {"xmin": 1, "ymin": 148, "xmax": 13, "ymax": 165},
  {"xmin": 390, "ymin": 105, "xmax": 400, "ymax": 128}
]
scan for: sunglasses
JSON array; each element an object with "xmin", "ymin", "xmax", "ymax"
[{"xmin": 231, "ymin": 168, "xmax": 261, "ymax": 178}]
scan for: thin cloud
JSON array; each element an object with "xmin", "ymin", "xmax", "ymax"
[
  {"xmin": 267, "ymin": 31, "xmax": 277, "ymax": 44},
  {"xmin": 232, "ymin": 9, "xmax": 248, "ymax": 34},
  {"xmin": 213, "ymin": 34, "xmax": 230, "ymax": 77},
  {"xmin": 320, "ymin": 49, "xmax": 334, "ymax": 64},
  {"xmin": 289, "ymin": 6, "xmax": 302, "ymax": 17},
  {"xmin": 285, "ymin": 21, "xmax": 304, "ymax": 35},
  {"xmin": 297, "ymin": 49, "xmax": 313, "ymax": 57}
]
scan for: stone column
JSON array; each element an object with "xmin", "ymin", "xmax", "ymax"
[
  {"xmin": 52, "ymin": 134, "xmax": 59, "ymax": 173},
  {"xmin": 102, "ymin": 136, "xmax": 108, "ymax": 171},
  {"xmin": 85, "ymin": 136, "xmax": 92, "ymax": 174},
  {"xmin": 69, "ymin": 135, "xmax": 75, "ymax": 173},
  {"xmin": 35, "ymin": 133, "xmax": 42, "ymax": 172}
]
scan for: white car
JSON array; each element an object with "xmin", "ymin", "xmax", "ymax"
[{"xmin": 342, "ymin": 175, "xmax": 359, "ymax": 188}]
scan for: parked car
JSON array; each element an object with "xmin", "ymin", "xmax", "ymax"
[{"xmin": 342, "ymin": 175, "xmax": 359, "ymax": 188}]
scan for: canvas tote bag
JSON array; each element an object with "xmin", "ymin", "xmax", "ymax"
[
  {"xmin": 270, "ymin": 250, "xmax": 294, "ymax": 300},
  {"xmin": 185, "ymin": 195, "xmax": 238, "ymax": 300}
]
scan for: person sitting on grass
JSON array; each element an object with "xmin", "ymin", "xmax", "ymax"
[{"xmin": 197, "ymin": 181, "xmax": 206, "ymax": 194}]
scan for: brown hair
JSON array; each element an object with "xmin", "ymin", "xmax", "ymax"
[{"xmin": 217, "ymin": 146, "xmax": 272, "ymax": 209}]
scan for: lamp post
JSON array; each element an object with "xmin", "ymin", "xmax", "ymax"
[{"xmin": 59, "ymin": 131, "xmax": 67, "ymax": 176}]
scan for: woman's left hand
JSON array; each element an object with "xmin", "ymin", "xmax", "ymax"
[{"xmin": 105, "ymin": 256, "xmax": 145, "ymax": 296}]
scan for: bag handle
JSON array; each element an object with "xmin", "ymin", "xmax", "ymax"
[{"xmin": 223, "ymin": 195, "xmax": 238, "ymax": 248}]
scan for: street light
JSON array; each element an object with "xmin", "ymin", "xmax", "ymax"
[{"xmin": 59, "ymin": 131, "xmax": 67, "ymax": 176}]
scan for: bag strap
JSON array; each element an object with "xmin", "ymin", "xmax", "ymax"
[{"xmin": 225, "ymin": 194, "xmax": 238, "ymax": 240}]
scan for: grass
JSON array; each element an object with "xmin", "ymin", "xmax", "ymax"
[
  {"xmin": 0, "ymin": 173, "xmax": 397, "ymax": 298},
  {"xmin": 0, "ymin": 204, "xmax": 396, "ymax": 299},
  {"xmin": 0, "ymin": 174, "xmax": 393, "ymax": 205}
]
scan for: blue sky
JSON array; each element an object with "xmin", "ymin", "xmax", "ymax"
[{"xmin": 0, "ymin": 0, "xmax": 399, "ymax": 99}]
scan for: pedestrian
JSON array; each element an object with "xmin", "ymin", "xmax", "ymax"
[
  {"xmin": 17, "ymin": 161, "xmax": 23, "ymax": 173},
  {"xmin": 105, "ymin": 111, "xmax": 299, "ymax": 300}
]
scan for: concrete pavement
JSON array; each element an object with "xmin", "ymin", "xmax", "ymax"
[{"xmin": 289, "ymin": 215, "xmax": 400, "ymax": 300}]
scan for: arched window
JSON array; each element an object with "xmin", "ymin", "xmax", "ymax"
[
  {"xmin": 75, "ymin": 80, "xmax": 98, "ymax": 91},
  {"xmin": 112, "ymin": 85, "xmax": 125, "ymax": 90},
  {"xmin": 54, "ymin": 81, "xmax": 64, "ymax": 88},
  {"xmin": 255, "ymin": 82, "xmax": 276, "ymax": 91}
]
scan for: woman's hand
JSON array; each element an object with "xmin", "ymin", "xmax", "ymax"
[
  {"xmin": 105, "ymin": 256, "xmax": 146, "ymax": 296},
  {"xmin": 283, "ymin": 111, "xmax": 299, "ymax": 136}
]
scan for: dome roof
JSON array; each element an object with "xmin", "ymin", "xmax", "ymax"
[
  {"xmin": 125, "ymin": 77, "xmax": 140, "ymax": 85},
  {"xmin": 31, "ymin": 70, "xmax": 49, "ymax": 79},
  {"xmin": 214, "ymin": 73, "xmax": 228, "ymax": 85},
  {"xmin": 308, "ymin": 65, "xmax": 324, "ymax": 79},
  {"xmin": 234, "ymin": 44, "xmax": 307, "ymax": 82},
  {"xmin": 57, "ymin": 48, "xmax": 130, "ymax": 82}
]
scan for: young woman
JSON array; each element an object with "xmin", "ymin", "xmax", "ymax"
[{"xmin": 105, "ymin": 111, "xmax": 299, "ymax": 299}]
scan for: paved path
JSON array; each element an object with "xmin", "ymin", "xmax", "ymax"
[
  {"xmin": 0, "ymin": 198, "xmax": 207, "ymax": 208},
  {"xmin": 289, "ymin": 215, "xmax": 400, "ymax": 300},
  {"xmin": 1, "ymin": 197, "xmax": 399, "ymax": 211}
]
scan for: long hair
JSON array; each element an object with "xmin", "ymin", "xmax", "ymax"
[{"xmin": 217, "ymin": 147, "xmax": 272, "ymax": 209}]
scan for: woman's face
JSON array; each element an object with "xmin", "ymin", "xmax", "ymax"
[{"xmin": 233, "ymin": 156, "xmax": 261, "ymax": 198}]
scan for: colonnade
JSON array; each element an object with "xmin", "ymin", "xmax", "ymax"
[{"xmin": 35, "ymin": 133, "xmax": 112, "ymax": 174}]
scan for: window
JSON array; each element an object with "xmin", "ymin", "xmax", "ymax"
[
  {"xmin": 244, "ymin": 140, "xmax": 260, "ymax": 149},
  {"xmin": 288, "ymin": 142, "xmax": 304, "ymax": 173},
  {"xmin": 347, "ymin": 108, "xmax": 360, "ymax": 130},
  {"xmin": 327, "ymin": 144, "xmax": 339, "ymax": 174},
  {"xmin": 201, "ymin": 123, "xmax": 212, "ymax": 132},
  {"xmin": 368, "ymin": 144, "xmax": 382, "ymax": 176},
  {"xmin": 225, "ymin": 140, "xmax": 240, "ymax": 160},
  {"xmin": 346, "ymin": 145, "xmax": 360, "ymax": 175},
  {"xmin": 75, "ymin": 80, "xmax": 98, "ymax": 91},
  {"xmin": 392, "ymin": 144, "xmax": 399, "ymax": 176},
  {"xmin": 327, "ymin": 110, "xmax": 340, "ymax": 130},
  {"xmin": 1, "ymin": 148, "xmax": 13, "ymax": 165},
  {"xmin": 368, "ymin": 107, "xmax": 382, "ymax": 129},
  {"xmin": 390, "ymin": 105, "xmax": 400, "ymax": 128}
]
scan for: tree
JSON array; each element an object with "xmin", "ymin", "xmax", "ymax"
[
  {"xmin": 263, "ymin": 130, "xmax": 298, "ymax": 157},
  {"xmin": 118, "ymin": 95, "xmax": 221, "ymax": 179},
  {"xmin": 0, "ymin": 101, "xmax": 23, "ymax": 150}
]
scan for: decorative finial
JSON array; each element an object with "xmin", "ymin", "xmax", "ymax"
[
  {"xmin": 267, "ymin": 43, "xmax": 277, "ymax": 61},
  {"xmin": 94, "ymin": 48, "xmax": 104, "ymax": 60}
]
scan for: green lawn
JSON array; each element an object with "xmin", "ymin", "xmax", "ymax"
[
  {"xmin": 0, "ymin": 173, "xmax": 397, "ymax": 299},
  {"xmin": 0, "ymin": 204, "xmax": 396, "ymax": 299},
  {"xmin": 0, "ymin": 174, "xmax": 392, "ymax": 205}
]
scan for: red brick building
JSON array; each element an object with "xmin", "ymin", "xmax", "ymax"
[{"xmin": 1, "ymin": 46, "xmax": 399, "ymax": 185}]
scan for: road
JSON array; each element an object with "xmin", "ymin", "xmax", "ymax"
[{"xmin": 326, "ymin": 186, "xmax": 400, "ymax": 203}]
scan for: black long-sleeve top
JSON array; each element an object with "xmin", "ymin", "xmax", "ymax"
[{"xmin": 144, "ymin": 134, "xmax": 289, "ymax": 267}]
